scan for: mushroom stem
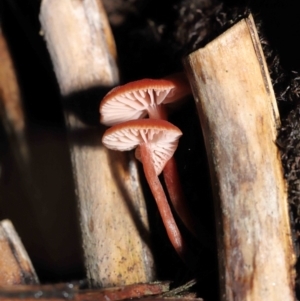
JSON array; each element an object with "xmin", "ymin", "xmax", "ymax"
[
  {"xmin": 163, "ymin": 158, "xmax": 197, "ymax": 237},
  {"xmin": 139, "ymin": 142, "xmax": 186, "ymax": 258},
  {"xmin": 148, "ymin": 107, "xmax": 197, "ymax": 237},
  {"xmin": 148, "ymin": 105, "xmax": 168, "ymax": 120}
]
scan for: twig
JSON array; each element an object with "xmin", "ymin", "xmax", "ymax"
[
  {"xmin": 0, "ymin": 281, "xmax": 171, "ymax": 301},
  {"xmin": 0, "ymin": 26, "xmax": 30, "ymax": 186},
  {"xmin": 0, "ymin": 219, "xmax": 39, "ymax": 285}
]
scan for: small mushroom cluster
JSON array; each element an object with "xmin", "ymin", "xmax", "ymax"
[{"xmin": 99, "ymin": 73, "xmax": 194, "ymax": 260}]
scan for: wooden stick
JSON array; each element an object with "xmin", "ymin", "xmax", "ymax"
[
  {"xmin": 0, "ymin": 282, "xmax": 203, "ymax": 301},
  {"xmin": 0, "ymin": 26, "xmax": 30, "ymax": 184},
  {"xmin": 0, "ymin": 281, "xmax": 171, "ymax": 301},
  {"xmin": 184, "ymin": 14, "xmax": 296, "ymax": 301},
  {"xmin": 0, "ymin": 220, "xmax": 39, "ymax": 285},
  {"xmin": 39, "ymin": 0, "xmax": 155, "ymax": 287}
]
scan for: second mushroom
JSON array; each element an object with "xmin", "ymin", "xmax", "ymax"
[
  {"xmin": 99, "ymin": 74, "xmax": 197, "ymax": 237},
  {"xmin": 102, "ymin": 119, "xmax": 187, "ymax": 259}
]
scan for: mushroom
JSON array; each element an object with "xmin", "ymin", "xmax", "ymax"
[
  {"xmin": 100, "ymin": 73, "xmax": 191, "ymax": 125},
  {"xmin": 99, "ymin": 73, "xmax": 197, "ymax": 236},
  {"xmin": 102, "ymin": 118, "xmax": 187, "ymax": 259}
]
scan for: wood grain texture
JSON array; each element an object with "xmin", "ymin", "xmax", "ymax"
[
  {"xmin": 0, "ymin": 220, "xmax": 38, "ymax": 285},
  {"xmin": 39, "ymin": 0, "xmax": 155, "ymax": 287},
  {"xmin": 184, "ymin": 14, "xmax": 296, "ymax": 301},
  {"xmin": 40, "ymin": 0, "xmax": 118, "ymax": 95},
  {"xmin": 67, "ymin": 116, "xmax": 155, "ymax": 287}
]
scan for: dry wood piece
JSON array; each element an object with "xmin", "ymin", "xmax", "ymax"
[
  {"xmin": 0, "ymin": 219, "xmax": 38, "ymax": 285},
  {"xmin": 184, "ymin": 14, "xmax": 296, "ymax": 301},
  {"xmin": 0, "ymin": 281, "xmax": 204, "ymax": 301},
  {"xmin": 39, "ymin": 0, "xmax": 155, "ymax": 287},
  {"xmin": 39, "ymin": 0, "xmax": 118, "ymax": 95},
  {"xmin": 0, "ymin": 27, "xmax": 30, "ymax": 182},
  {"xmin": 77, "ymin": 281, "xmax": 170, "ymax": 301},
  {"xmin": 0, "ymin": 281, "xmax": 171, "ymax": 301}
]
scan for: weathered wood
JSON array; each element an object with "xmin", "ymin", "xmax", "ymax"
[
  {"xmin": 0, "ymin": 27, "xmax": 30, "ymax": 182},
  {"xmin": 184, "ymin": 14, "xmax": 296, "ymax": 301},
  {"xmin": 0, "ymin": 220, "xmax": 38, "ymax": 285},
  {"xmin": 0, "ymin": 281, "xmax": 172, "ymax": 301},
  {"xmin": 39, "ymin": 0, "xmax": 118, "ymax": 95},
  {"xmin": 39, "ymin": 0, "xmax": 155, "ymax": 287},
  {"xmin": 0, "ymin": 281, "xmax": 204, "ymax": 301}
]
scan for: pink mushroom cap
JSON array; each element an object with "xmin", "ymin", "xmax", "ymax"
[
  {"xmin": 102, "ymin": 119, "xmax": 182, "ymax": 175},
  {"xmin": 100, "ymin": 74, "xmax": 191, "ymax": 126}
]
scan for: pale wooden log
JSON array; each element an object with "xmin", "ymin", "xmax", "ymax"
[
  {"xmin": 184, "ymin": 14, "xmax": 296, "ymax": 301},
  {"xmin": 39, "ymin": 0, "xmax": 155, "ymax": 287},
  {"xmin": 0, "ymin": 220, "xmax": 39, "ymax": 285},
  {"xmin": 39, "ymin": 0, "xmax": 118, "ymax": 95}
]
